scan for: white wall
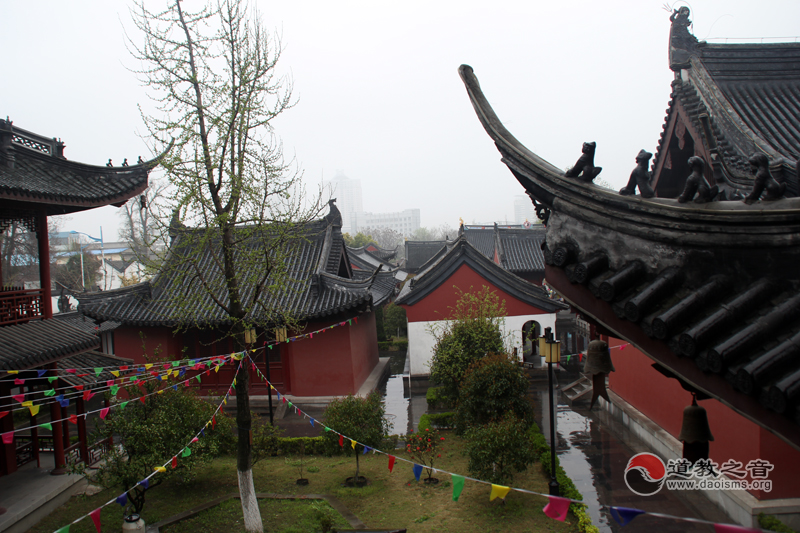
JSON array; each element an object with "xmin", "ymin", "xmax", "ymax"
[{"xmin": 407, "ymin": 313, "xmax": 557, "ymax": 377}]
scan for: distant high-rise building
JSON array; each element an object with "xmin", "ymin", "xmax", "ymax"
[
  {"xmin": 323, "ymin": 171, "xmax": 362, "ymax": 234},
  {"xmin": 353, "ymin": 209, "xmax": 420, "ymax": 237},
  {"xmin": 514, "ymin": 195, "xmax": 537, "ymax": 225}
]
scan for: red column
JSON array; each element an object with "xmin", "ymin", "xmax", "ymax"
[
  {"xmin": 0, "ymin": 380, "xmax": 16, "ymax": 476},
  {"xmin": 76, "ymin": 397, "xmax": 88, "ymax": 464},
  {"xmin": 37, "ymin": 209, "xmax": 52, "ymax": 319},
  {"xmin": 49, "ymin": 363, "xmax": 66, "ymax": 475}
]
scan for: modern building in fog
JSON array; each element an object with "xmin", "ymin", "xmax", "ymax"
[
  {"xmin": 323, "ymin": 171, "xmax": 362, "ymax": 234},
  {"xmin": 352, "ymin": 209, "xmax": 420, "ymax": 237},
  {"xmin": 513, "ymin": 195, "xmax": 538, "ymax": 225}
]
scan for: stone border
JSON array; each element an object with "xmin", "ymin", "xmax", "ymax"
[{"xmin": 146, "ymin": 493, "xmax": 366, "ymax": 533}]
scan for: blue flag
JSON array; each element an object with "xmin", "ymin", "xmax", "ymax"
[
  {"xmin": 412, "ymin": 463, "xmax": 423, "ymax": 482},
  {"xmin": 138, "ymin": 478, "xmax": 149, "ymax": 489},
  {"xmin": 115, "ymin": 493, "xmax": 128, "ymax": 506},
  {"xmin": 363, "ymin": 446, "xmax": 371, "ymax": 455},
  {"xmin": 609, "ymin": 507, "xmax": 645, "ymax": 526}
]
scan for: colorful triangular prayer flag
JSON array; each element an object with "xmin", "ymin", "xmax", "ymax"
[
  {"xmin": 489, "ymin": 484, "xmax": 511, "ymax": 501},
  {"xmin": 42, "ymin": 423, "xmax": 52, "ymax": 431},
  {"xmin": 89, "ymin": 507, "xmax": 102, "ymax": 532},
  {"xmin": 119, "ymin": 401, "xmax": 128, "ymax": 410},
  {"xmin": 100, "ymin": 408, "xmax": 110, "ymax": 420},
  {"xmin": 543, "ymin": 495, "xmax": 571, "ymax": 521},
  {"xmin": 351, "ymin": 439, "xmax": 356, "ymax": 449},
  {"xmin": 412, "ymin": 463, "xmax": 423, "ymax": 482},
  {"xmin": 362, "ymin": 446, "xmax": 370, "ymax": 455},
  {"xmin": 116, "ymin": 492, "xmax": 128, "ymax": 506},
  {"xmin": 182, "ymin": 447, "xmax": 191, "ymax": 457},
  {"xmin": 0, "ymin": 411, "xmax": 7, "ymax": 420},
  {"xmin": 44, "ymin": 389, "xmax": 55, "ymax": 397},
  {"xmin": 2, "ymin": 431, "xmax": 14, "ymax": 444},
  {"xmin": 48, "ymin": 376, "xmax": 58, "ymax": 383},
  {"xmin": 68, "ymin": 414, "xmax": 78, "ymax": 425},
  {"xmin": 609, "ymin": 507, "xmax": 645, "ymax": 527},
  {"xmin": 55, "ymin": 525, "xmax": 70, "ymax": 532},
  {"xmin": 37, "ymin": 369, "xmax": 47, "ymax": 377},
  {"xmin": 388, "ymin": 455, "xmax": 396, "ymax": 472},
  {"xmin": 452, "ymin": 474, "xmax": 465, "ymax": 501},
  {"xmin": 138, "ymin": 478, "xmax": 149, "ymax": 489},
  {"xmin": 29, "ymin": 404, "xmax": 40, "ymax": 416},
  {"xmin": 713, "ymin": 525, "xmax": 760, "ymax": 533},
  {"xmin": 339, "ymin": 435, "xmax": 344, "ymax": 447},
  {"xmin": 172, "ymin": 456, "xmax": 178, "ymax": 468},
  {"xmin": 94, "ymin": 368, "xmax": 103, "ymax": 377},
  {"xmin": 154, "ymin": 466, "xmax": 166, "ymax": 473}
]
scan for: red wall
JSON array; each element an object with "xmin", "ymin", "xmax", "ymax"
[
  {"xmin": 113, "ymin": 327, "xmax": 183, "ymax": 365},
  {"xmin": 403, "ymin": 263, "xmax": 551, "ymax": 322},
  {"xmin": 287, "ymin": 314, "xmax": 378, "ymax": 397},
  {"xmin": 606, "ymin": 337, "xmax": 800, "ymax": 499}
]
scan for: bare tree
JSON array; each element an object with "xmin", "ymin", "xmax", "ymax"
[
  {"xmin": 361, "ymin": 226, "xmax": 403, "ymax": 251},
  {"xmin": 118, "ymin": 177, "xmax": 169, "ymax": 262},
  {"xmin": 130, "ymin": 1, "xmax": 321, "ymax": 530}
]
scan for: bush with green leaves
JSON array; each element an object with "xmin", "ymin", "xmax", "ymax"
[
  {"xmin": 455, "ymin": 353, "xmax": 533, "ymax": 434},
  {"xmin": 251, "ymin": 412, "xmax": 283, "ymax": 466},
  {"xmin": 384, "ymin": 303, "xmax": 407, "ymax": 338},
  {"xmin": 406, "ymin": 427, "xmax": 445, "ymax": 481},
  {"xmin": 322, "ymin": 392, "xmax": 389, "ymax": 482},
  {"xmin": 428, "ymin": 286, "xmax": 507, "ymax": 402},
  {"xmin": 465, "ymin": 413, "xmax": 536, "ymax": 485},
  {"xmin": 87, "ymin": 383, "xmax": 234, "ymax": 515}
]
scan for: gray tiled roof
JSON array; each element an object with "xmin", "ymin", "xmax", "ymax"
[
  {"xmin": 0, "ymin": 319, "xmax": 100, "ymax": 371},
  {"xmin": 404, "ymin": 241, "xmax": 449, "ymax": 273},
  {"xmin": 396, "ymin": 236, "xmax": 567, "ymax": 313},
  {"xmin": 0, "ymin": 120, "xmax": 156, "ymax": 215},
  {"xmin": 77, "ymin": 216, "xmax": 394, "ymax": 327},
  {"xmin": 54, "ymin": 311, "xmax": 120, "ymax": 334},
  {"xmin": 497, "ymin": 227, "xmax": 546, "ymax": 273},
  {"xmin": 462, "ymin": 227, "xmax": 495, "ymax": 258}
]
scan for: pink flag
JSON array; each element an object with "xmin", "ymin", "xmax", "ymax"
[
  {"xmin": 713, "ymin": 525, "xmax": 759, "ymax": 533},
  {"xmin": 100, "ymin": 408, "xmax": 110, "ymax": 420},
  {"xmin": 543, "ymin": 496, "xmax": 571, "ymax": 521},
  {"xmin": 14, "ymin": 378, "xmax": 23, "ymax": 385},
  {"xmin": 89, "ymin": 507, "xmax": 101, "ymax": 532},
  {"xmin": 2, "ymin": 431, "xmax": 14, "ymax": 444},
  {"xmin": 106, "ymin": 380, "xmax": 114, "ymax": 387},
  {"xmin": 83, "ymin": 390, "xmax": 94, "ymax": 402},
  {"xmin": 12, "ymin": 394, "xmax": 25, "ymax": 404}
]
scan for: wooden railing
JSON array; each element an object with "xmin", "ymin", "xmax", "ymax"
[
  {"xmin": 0, "ymin": 288, "xmax": 44, "ymax": 325},
  {"xmin": 88, "ymin": 438, "xmax": 111, "ymax": 465},
  {"xmin": 65, "ymin": 441, "xmax": 82, "ymax": 466},
  {"xmin": 15, "ymin": 437, "xmax": 35, "ymax": 468}
]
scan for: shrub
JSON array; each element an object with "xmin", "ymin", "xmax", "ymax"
[
  {"xmin": 465, "ymin": 413, "xmax": 535, "ymax": 485},
  {"xmin": 384, "ymin": 303, "xmax": 407, "ymax": 338},
  {"xmin": 406, "ymin": 427, "xmax": 445, "ymax": 481},
  {"xmin": 426, "ymin": 386, "xmax": 451, "ymax": 410},
  {"xmin": 251, "ymin": 413, "xmax": 283, "ymax": 466},
  {"xmin": 758, "ymin": 513, "xmax": 795, "ymax": 533},
  {"xmin": 277, "ymin": 436, "xmax": 329, "ymax": 456},
  {"xmin": 428, "ymin": 287, "xmax": 507, "ymax": 402},
  {"xmin": 418, "ymin": 412, "xmax": 455, "ymax": 432},
  {"xmin": 455, "ymin": 353, "xmax": 533, "ymax": 434},
  {"xmin": 322, "ymin": 392, "xmax": 389, "ymax": 481}
]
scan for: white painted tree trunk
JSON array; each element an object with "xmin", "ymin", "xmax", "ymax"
[{"xmin": 238, "ymin": 468, "xmax": 263, "ymax": 532}]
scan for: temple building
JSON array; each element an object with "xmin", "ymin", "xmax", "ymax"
[
  {"xmin": 460, "ymin": 7, "xmax": 800, "ymax": 529},
  {"xmin": 0, "ymin": 118, "xmax": 157, "ymax": 478},
  {"xmin": 77, "ymin": 202, "xmax": 396, "ymax": 398}
]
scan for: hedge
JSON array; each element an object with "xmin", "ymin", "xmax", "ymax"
[
  {"xmin": 418, "ymin": 412, "xmax": 455, "ymax": 432},
  {"xmin": 758, "ymin": 513, "xmax": 796, "ymax": 533},
  {"xmin": 425, "ymin": 386, "xmax": 452, "ymax": 410},
  {"xmin": 378, "ymin": 340, "xmax": 409, "ymax": 351},
  {"xmin": 529, "ymin": 422, "xmax": 600, "ymax": 533}
]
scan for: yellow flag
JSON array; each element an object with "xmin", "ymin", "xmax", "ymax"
[
  {"xmin": 110, "ymin": 370, "xmax": 120, "ymax": 377},
  {"xmin": 154, "ymin": 466, "xmax": 166, "ymax": 473},
  {"xmin": 8, "ymin": 370, "xmax": 19, "ymax": 374},
  {"xmin": 215, "ymin": 365, "xmax": 221, "ymax": 373},
  {"xmin": 489, "ymin": 484, "xmax": 511, "ymax": 501},
  {"xmin": 29, "ymin": 405, "xmax": 40, "ymax": 416},
  {"xmin": 157, "ymin": 390, "xmax": 164, "ymax": 395},
  {"xmin": 145, "ymin": 364, "xmax": 153, "ymax": 370},
  {"xmin": 223, "ymin": 398, "xmax": 227, "ymax": 405},
  {"xmin": 270, "ymin": 384, "xmax": 275, "ymax": 390},
  {"xmin": 173, "ymin": 370, "xmax": 179, "ymax": 378},
  {"xmin": 22, "ymin": 400, "xmax": 32, "ymax": 407},
  {"xmin": 351, "ymin": 439, "xmax": 356, "ymax": 449}
]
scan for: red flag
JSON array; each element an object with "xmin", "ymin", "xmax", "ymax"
[
  {"xmin": 0, "ymin": 411, "xmax": 8, "ymax": 420},
  {"xmin": 68, "ymin": 414, "xmax": 78, "ymax": 425},
  {"xmin": 2, "ymin": 431, "xmax": 13, "ymax": 444},
  {"xmin": 83, "ymin": 390, "xmax": 94, "ymax": 401},
  {"xmin": 100, "ymin": 408, "xmax": 110, "ymax": 420},
  {"xmin": 163, "ymin": 364, "xmax": 171, "ymax": 369},
  {"xmin": 388, "ymin": 455, "xmax": 396, "ymax": 472},
  {"xmin": 120, "ymin": 366, "xmax": 129, "ymax": 370},
  {"xmin": 89, "ymin": 507, "xmax": 101, "ymax": 532},
  {"xmin": 339, "ymin": 434, "xmax": 344, "ymax": 447},
  {"xmin": 713, "ymin": 525, "xmax": 759, "ymax": 533},
  {"xmin": 212, "ymin": 415, "xmax": 217, "ymax": 429},
  {"xmin": 139, "ymin": 396, "xmax": 146, "ymax": 404},
  {"xmin": 172, "ymin": 456, "xmax": 178, "ymax": 468},
  {"xmin": 12, "ymin": 394, "xmax": 24, "ymax": 404},
  {"xmin": 75, "ymin": 385, "xmax": 84, "ymax": 391},
  {"xmin": 543, "ymin": 496, "xmax": 571, "ymax": 521},
  {"xmin": 354, "ymin": 317, "xmax": 358, "ymax": 324}
]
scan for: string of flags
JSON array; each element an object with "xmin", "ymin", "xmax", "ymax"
[
  {"xmin": 245, "ymin": 353, "xmax": 766, "ymax": 533},
  {"xmin": 1, "ymin": 355, "xmax": 239, "ymax": 444},
  {"xmin": 47, "ymin": 359, "xmax": 241, "ymax": 533}
]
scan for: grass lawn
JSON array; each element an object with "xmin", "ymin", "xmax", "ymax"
[{"xmin": 30, "ymin": 431, "xmax": 581, "ymax": 533}]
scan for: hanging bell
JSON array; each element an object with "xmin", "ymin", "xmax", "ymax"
[
  {"xmin": 584, "ymin": 340, "xmax": 615, "ymax": 374},
  {"xmin": 678, "ymin": 395, "xmax": 714, "ymax": 463}
]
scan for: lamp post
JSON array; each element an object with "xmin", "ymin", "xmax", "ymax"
[
  {"xmin": 70, "ymin": 229, "xmax": 104, "ymax": 291},
  {"xmin": 539, "ymin": 326, "xmax": 561, "ymax": 496}
]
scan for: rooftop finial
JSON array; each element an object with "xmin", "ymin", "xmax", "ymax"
[{"xmin": 669, "ymin": 6, "xmax": 699, "ymax": 71}]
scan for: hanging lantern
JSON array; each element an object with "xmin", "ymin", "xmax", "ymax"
[
  {"xmin": 678, "ymin": 394, "xmax": 714, "ymax": 464},
  {"xmin": 584, "ymin": 339, "xmax": 614, "ymax": 408}
]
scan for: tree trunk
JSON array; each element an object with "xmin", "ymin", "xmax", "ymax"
[
  {"xmin": 235, "ymin": 359, "xmax": 262, "ymax": 532},
  {"xmin": 355, "ymin": 450, "xmax": 360, "ymax": 481}
]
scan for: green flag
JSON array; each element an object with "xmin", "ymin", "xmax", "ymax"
[
  {"xmin": 94, "ymin": 367, "xmax": 103, "ymax": 377},
  {"xmin": 48, "ymin": 376, "xmax": 58, "ymax": 383},
  {"xmin": 452, "ymin": 474, "xmax": 465, "ymax": 502},
  {"xmin": 44, "ymin": 389, "xmax": 55, "ymax": 397},
  {"xmin": 42, "ymin": 423, "xmax": 53, "ymax": 431},
  {"xmin": 182, "ymin": 447, "xmax": 191, "ymax": 457},
  {"xmin": 119, "ymin": 401, "xmax": 128, "ymax": 410},
  {"xmin": 196, "ymin": 375, "xmax": 202, "ymax": 383},
  {"xmin": 172, "ymin": 361, "xmax": 179, "ymax": 367},
  {"xmin": 55, "ymin": 525, "xmax": 70, "ymax": 533},
  {"xmin": 111, "ymin": 385, "xmax": 120, "ymax": 396}
]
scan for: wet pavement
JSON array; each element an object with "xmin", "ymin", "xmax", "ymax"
[{"xmin": 532, "ymin": 368, "xmax": 731, "ymax": 533}]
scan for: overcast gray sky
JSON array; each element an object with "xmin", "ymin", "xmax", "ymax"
[{"xmin": 3, "ymin": 1, "xmax": 799, "ymax": 240}]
